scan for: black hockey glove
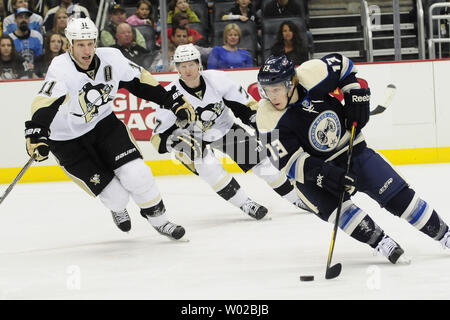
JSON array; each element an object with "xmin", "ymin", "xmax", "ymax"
[
  {"xmin": 307, "ymin": 162, "xmax": 356, "ymax": 197},
  {"xmin": 164, "ymin": 86, "xmax": 196, "ymax": 129},
  {"xmin": 343, "ymin": 88, "xmax": 371, "ymax": 130},
  {"xmin": 25, "ymin": 121, "xmax": 50, "ymax": 162},
  {"xmin": 166, "ymin": 129, "xmax": 203, "ymax": 161}
]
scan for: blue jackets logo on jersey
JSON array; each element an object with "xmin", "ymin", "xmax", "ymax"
[{"xmin": 309, "ymin": 111, "xmax": 341, "ymax": 152}]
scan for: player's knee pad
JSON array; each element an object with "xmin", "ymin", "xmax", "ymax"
[
  {"xmin": 98, "ymin": 177, "xmax": 129, "ymax": 212},
  {"xmin": 194, "ymin": 149, "xmax": 231, "ymax": 191},
  {"xmin": 252, "ymin": 157, "xmax": 286, "ymax": 187},
  {"xmin": 114, "ymin": 159, "xmax": 160, "ymax": 206},
  {"xmin": 386, "ymin": 187, "xmax": 434, "ymax": 231}
]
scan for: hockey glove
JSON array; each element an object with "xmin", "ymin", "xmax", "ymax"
[
  {"xmin": 165, "ymin": 86, "xmax": 196, "ymax": 129},
  {"xmin": 343, "ymin": 88, "xmax": 370, "ymax": 130},
  {"xmin": 25, "ymin": 121, "xmax": 50, "ymax": 162},
  {"xmin": 166, "ymin": 129, "xmax": 203, "ymax": 161},
  {"xmin": 308, "ymin": 162, "xmax": 356, "ymax": 197}
]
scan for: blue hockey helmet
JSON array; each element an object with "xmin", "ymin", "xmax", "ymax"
[{"xmin": 257, "ymin": 55, "xmax": 295, "ymax": 86}]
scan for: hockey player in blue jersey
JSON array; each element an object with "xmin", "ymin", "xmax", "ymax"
[{"xmin": 254, "ymin": 54, "xmax": 450, "ymax": 263}]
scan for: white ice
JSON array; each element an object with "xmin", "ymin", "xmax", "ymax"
[{"xmin": 1, "ymin": 163, "xmax": 450, "ymax": 300}]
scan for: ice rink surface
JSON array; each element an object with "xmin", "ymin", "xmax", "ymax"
[{"xmin": 1, "ymin": 163, "xmax": 450, "ymax": 300}]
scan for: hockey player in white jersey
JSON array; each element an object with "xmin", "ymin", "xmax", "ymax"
[
  {"xmin": 151, "ymin": 44, "xmax": 310, "ymax": 220},
  {"xmin": 24, "ymin": 17, "xmax": 190, "ymax": 240}
]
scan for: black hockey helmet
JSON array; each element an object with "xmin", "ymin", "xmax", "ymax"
[{"xmin": 257, "ymin": 55, "xmax": 295, "ymax": 86}]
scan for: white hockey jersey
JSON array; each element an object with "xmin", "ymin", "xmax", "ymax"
[
  {"xmin": 31, "ymin": 47, "xmax": 161, "ymax": 141},
  {"xmin": 155, "ymin": 70, "xmax": 254, "ymax": 142}
]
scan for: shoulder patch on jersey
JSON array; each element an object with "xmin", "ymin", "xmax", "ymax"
[
  {"xmin": 256, "ymin": 99, "xmax": 287, "ymax": 132},
  {"xmin": 296, "ymin": 59, "xmax": 328, "ymax": 91},
  {"xmin": 308, "ymin": 110, "xmax": 342, "ymax": 152}
]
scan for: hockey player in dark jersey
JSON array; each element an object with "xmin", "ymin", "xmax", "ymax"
[
  {"xmin": 255, "ymin": 54, "xmax": 450, "ymax": 263},
  {"xmin": 24, "ymin": 17, "xmax": 192, "ymax": 240}
]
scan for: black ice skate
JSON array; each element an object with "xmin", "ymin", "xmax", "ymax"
[
  {"xmin": 111, "ymin": 209, "xmax": 131, "ymax": 232},
  {"xmin": 375, "ymin": 235, "xmax": 410, "ymax": 264},
  {"xmin": 240, "ymin": 199, "xmax": 268, "ymax": 220},
  {"xmin": 154, "ymin": 222, "xmax": 186, "ymax": 240}
]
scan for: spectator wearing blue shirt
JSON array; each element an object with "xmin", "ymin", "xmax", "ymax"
[
  {"xmin": 3, "ymin": 0, "xmax": 43, "ymax": 35},
  {"xmin": 207, "ymin": 23, "xmax": 253, "ymax": 70},
  {"xmin": 8, "ymin": 7, "xmax": 43, "ymax": 75}
]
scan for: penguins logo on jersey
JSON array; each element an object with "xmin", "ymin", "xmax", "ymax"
[
  {"xmin": 196, "ymin": 101, "xmax": 224, "ymax": 131},
  {"xmin": 72, "ymin": 83, "xmax": 113, "ymax": 123},
  {"xmin": 309, "ymin": 111, "xmax": 341, "ymax": 152}
]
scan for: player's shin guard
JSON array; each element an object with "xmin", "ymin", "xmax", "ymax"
[
  {"xmin": 98, "ymin": 177, "xmax": 131, "ymax": 232},
  {"xmin": 328, "ymin": 200, "xmax": 405, "ymax": 262},
  {"xmin": 252, "ymin": 157, "xmax": 310, "ymax": 212},
  {"xmin": 385, "ymin": 187, "xmax": 449, "ymax": 242}
]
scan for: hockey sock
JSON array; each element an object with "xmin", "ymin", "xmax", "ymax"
[
  {"xmin": 98, "ymin": 177, "xmax": 130, "ymax": 212},
  {"xmin": 252, "ymin": 157, "xmax": 302, "ymax": 205},
  {"xmin": 350, "ymin": 215, "xmax": 385, "ymax": 248},
  {"xmin": 385, "ymin": 187, "xmax": 449, "ymax": 240},
  {"xmin": 217, "ymin": 177, "xmax": 248, "ymax": 208},
  {"xmin": 140, "ymin": 200, "xmax": 168, "ymax": 227},
  {"xmin": 329, "ymin": 200, "xmax": 384, "ymax": 248}
]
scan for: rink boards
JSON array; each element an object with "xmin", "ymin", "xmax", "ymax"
[{"xmin": 1, "ymin": 59, "xmax": 450, "ymax": 183}]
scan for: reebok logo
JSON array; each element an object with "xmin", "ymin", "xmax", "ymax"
[
  {"xmin": 352, "ymin": 94, "xmax": 370, "ymax": 103},
  {"xmin": 316, "ymin": 174, "xmax": 323, "ymax": 188}
]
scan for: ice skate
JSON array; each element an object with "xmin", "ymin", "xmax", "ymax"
[
  {"xmin": 375, "ymin": 235, "xmax": 411, "ymax": 264},
  {"xmin": 293, "ymin": 198, "xmax": 313, "ymax": 213},
  {"xmin": 240, "ymin": 199, "xmax": 268, "ymax": 220},
  {"xmin": 154, "ymin": 221, "xmax": 186, "ymax": 240},
  {"xmin": 439, "ymin": 228, "xmax": 450, "ymax": 249},
  {"xmin": 111, "ymin": 209, "xmax": 131, "ymax": 232}
]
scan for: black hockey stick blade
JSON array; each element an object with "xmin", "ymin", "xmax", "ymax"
[
  {"xmin": 325, "ymin": 263, "xmax": 342, "ymax": 279},
  {"xmin": 370, "ymin": 84, "xmax": 396, "ymax": 115}
]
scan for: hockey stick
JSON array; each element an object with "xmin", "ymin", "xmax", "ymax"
[
  {"xmin": 325, "ymin": 121, "xmax": 357, "ymax": 280},
  {"xmin": 0, "ymin": 152, "xmax": 37, "ymax": 206},
  {"xmin": 370, "ymin": 84, "xmax": 396, "ymax": 115}
]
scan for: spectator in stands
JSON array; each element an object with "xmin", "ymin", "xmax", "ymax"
[
  {"xmin": 0, "ymin": 34, "xmax": 28, "ymax": 79},
  {"xmin": 112, "ymin": 22, "xmax": 153, "ymax": 70},
  {"xmin": 263, "ymin": 0, "xmax": 303, "ymax": 18},
  {"xmin": 9, "ymin": 7, "xmax": 42, "ymax": 74},
  {"xmin": 270, "ymin": 21, "xmax": 308, "ymax": 65},
  {"xmin": 126, "ymin": 0, "xmax": 155, "ymax": 28},
  {"xmin": 100, "ymin": 3, "xmax": 147, "ymax": 49},
  {"xmin": 207, "ymin": 23, "xmax": 252, "ymax": 69},
  {"xmin": 168, "ymin": 0, "xmax": 200, "ymax": 24},
  {"xmin": 222, "ymin": 0, "xmax": 257, "ymax": 24},
  {"xmin": 3, "ymin": 0, "xmax": 43, "ymax": 34},
  {"xmin": 149, "ymin": 41, "xmax": 176, "ymax": 73},
  {"xmin": 172, "ymin": 25, "xmax": 211, "ymax": 67},
  {"xmin": 45, "ymin": 7, "xmax": 69, "ymax": 51},
  {"xmin": 0, "ymin": 0, "xmax": 6, "ymax": 33},
  {"xmin": 34, "ymin": 31, "xmax": 63, "ymax": 77},
  {"xmin": 43, "ymin": 0, "xmax": 89, "ymax": 33},
  {"xmin": 157, "ymin": 12, "xmax": 204, "ymax": 46}
]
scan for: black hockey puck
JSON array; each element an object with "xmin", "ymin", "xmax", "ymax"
[{"xmin": 300, "ymin": 275, "xmax": 314, "ymax": 282}]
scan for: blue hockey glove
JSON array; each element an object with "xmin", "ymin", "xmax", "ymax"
[
  {"xmin": 344, "ymin": 88, "xmax": 370, "ymax": 130},
  {"xmin": 309, "ymin": 162, "xmax": 356, "ymax": 197}
]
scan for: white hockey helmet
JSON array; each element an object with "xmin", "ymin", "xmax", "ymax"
[
  {"xmin": 65, "ymin": 17, "xmax": 98, "ymax": 46},
  {"xmin": 173, "ymin": 44, "xmax": 202, "ymax": 65}
]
